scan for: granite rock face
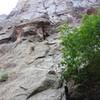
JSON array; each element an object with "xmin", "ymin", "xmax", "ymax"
[
  {"xmin": 0, "ymin": 32, "xmax": 64, "ymax": 100},
  {"xmin": 0, "ymin": 0, "xmax": 100, "ymax": 100},
  {"xmin": 7, "ymin": 0, "xmax": 100, "ymax": 22},
  {"xmin": 1, "ymin": 0, "xmax": 100, "ymax": 28}
]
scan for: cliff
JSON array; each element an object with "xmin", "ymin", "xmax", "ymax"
[{"xmin": 0, "ymin": 0, "xmax": 100, "ymax": 100}]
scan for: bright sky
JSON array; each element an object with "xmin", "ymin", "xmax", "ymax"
[{"xmin": 0, "ymin": 0, "xmax": 18, "ymax": 15}]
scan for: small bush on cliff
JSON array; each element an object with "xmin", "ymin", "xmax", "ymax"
[
  {"xmin": 60, "ymin": 15, "xmax": 100, "ymax": 83},
  {"xmin": 0, "ymin": 72, "xmax": 8, "ymax": 82}
]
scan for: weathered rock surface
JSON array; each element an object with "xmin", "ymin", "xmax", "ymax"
[
  {"xmin": 0, "ymin": 0, "xmax": 100, "ymax": 29},
  {"xmin": 0, "ymin": 32, "xmax": 63, "ymax": 100},
  {"xmin": 7, "ymin": 0, "xmax": 100, "ymax": 22},
  {"xmin": 0, "ymin": 0, "xmax": 100, "ymax": 100}
]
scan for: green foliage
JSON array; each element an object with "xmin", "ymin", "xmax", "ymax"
[
  {"xmin": 0, "ymin": 72, "xmax": 8, "ymax": 82},
  {"xmin": 60, "ymin": 15, "xmax": 100, "ymax": 83}
]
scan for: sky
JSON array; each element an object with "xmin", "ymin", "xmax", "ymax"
[{"xmin": 0, "ymin": 0, "xmax": 18, "ymax": 15}]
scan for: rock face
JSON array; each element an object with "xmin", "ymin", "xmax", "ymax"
[
  {"xmin": 0, "ymin": 32, "xmax": 63, "ymax": 100},
  {"xmin": 0, "ymin": 0, "xmax": 100, "ymax": 100},
  {"xmin": 7, "ymin": 0, "xmax": 100, "ymax": 22}
]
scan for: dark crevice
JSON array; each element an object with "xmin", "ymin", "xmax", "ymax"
[
  {"xmin": 65, "ymin": 85, "xmax": 70, "ymax": 100},
  {"xmin": 0, "ymin": 35, "xmax": 17, "ymax": 44}
]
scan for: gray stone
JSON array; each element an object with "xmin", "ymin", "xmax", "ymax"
[{"xmin": 0, "ymin": 0, "xmax": 100, "ymax": 100}]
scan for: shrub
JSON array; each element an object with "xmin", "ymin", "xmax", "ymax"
[
  {"xmin": 0, "ymin": 72, "xmax": 8, "ymax": 82},
  {"xmin": 60, "ymin": 15, "xmax": 100, "ymax": 83}
]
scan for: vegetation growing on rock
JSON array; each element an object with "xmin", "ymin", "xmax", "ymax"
[
  {"xmin": 60, "ymin": 14, "xmax": 100, "ymax": 83},
  {"xmin": 0, "ymin": 72, "xmax": 8, "ymax": 82}
]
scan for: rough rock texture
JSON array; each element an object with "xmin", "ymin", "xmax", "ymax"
[
  {"xmin": 7, "ymin": 0, "xmax": 100, "ymax": 22},
  {"xmin": 0, "ymin": 33, "xmax": 64, "ymax": 100},
  {"xmin": 0, "ymin": 0, "xmax": 100, "ymax": 100},
  {"xmin": 1, "ymin": 0, "xmax": 100, "ymax": 28}
]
